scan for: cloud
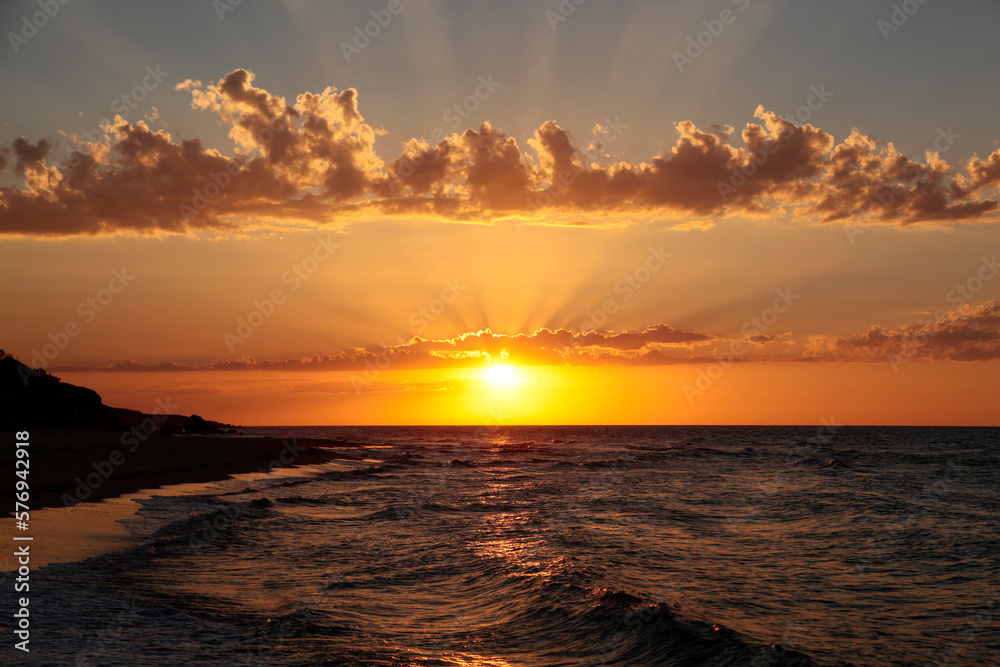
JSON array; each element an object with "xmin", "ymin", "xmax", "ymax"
[
  {"xmin": 804, "ymin": 129, "xmax": 998, "ymax": 224},
  {"xmin": 805, "ymin": 301, "xmax": 1000, "ymax": 363},
  {"xmin": 50, "ymin": 323, "xmax": 716, "ymax": 373},
  {"xmin": 969, "ymin": 150, "xmax": 1000, "ymax": 190},
  {"xmin": 3, "ymin": 70, "xmax": 1000, "ymax": 236},
  {"xmin": 46, "ymin": 302, "xmax": 1000, "ymax": 373},
  {"xmin": 669, "ymin": 220, "xmax": 715, "ymax": 232}
]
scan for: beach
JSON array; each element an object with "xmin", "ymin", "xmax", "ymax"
[
  {"xmin": 1, "ymin": 431, "xmax": 343, "ymax": 511},
  {"xmin": 0, "ymin": 430, "xmax": 359, "ymax": 572}
]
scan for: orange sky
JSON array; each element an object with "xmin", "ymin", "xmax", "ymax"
[
  {"xmin": 2, "ymin": 4, "xmax": 1000, "ymax": 425},
  {"xmin": 2, "ymin": 215, "xmax": 999, "ymax": 424},
  {"xmin": 56, "ymin": 361, "xmax": 1000, "ymax": 427}
]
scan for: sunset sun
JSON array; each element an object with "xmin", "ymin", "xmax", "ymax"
[{"xmin": 482, "ymin": 362, "xmax": 522, "ymax": 390}]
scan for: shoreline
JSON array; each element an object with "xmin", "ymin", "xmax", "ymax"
[
  {"xmin": 0, "ymin": 458, "xmax": 362, "ymax": 572},
  {"xmin": 0, "ymin": 429, "xmax": 370, "ymax": 569},
  {"xmin": 1, "ymin": 430, "xmax": 353, "ymax": 511}
]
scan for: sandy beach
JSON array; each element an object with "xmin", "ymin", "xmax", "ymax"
[
  {"xmin": 1, "ymin": 431, "xmax": 344, "ymax": 511},
  {"xmin": 0, "ymin": 457, "xmax": 363, "ymax": 571},
  {"xmin": 1, "ymin": 431, "xmax": 368, "ymax": 571}
]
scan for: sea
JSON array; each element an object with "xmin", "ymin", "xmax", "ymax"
[{"xmin": 2, "ymin": 426, "xmax": 998, "ymax": 666}]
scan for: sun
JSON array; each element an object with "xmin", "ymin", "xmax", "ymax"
[{"xmin": 483, "ymin": 362, "xmax": 521, "ymax": 389}]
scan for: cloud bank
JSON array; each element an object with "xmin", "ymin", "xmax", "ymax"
[
  {"xmin": 3, "ymin": 69, "xmax": 1000, "ymax": 236},
  {"xmin": 47, "ymin": 301, "xmax": 1000, "ymax": 374},
  {"xmin": 806, "ymin": 301, "xmax": 1000, "ymax": 364}
]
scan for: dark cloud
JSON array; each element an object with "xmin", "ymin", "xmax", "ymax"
[{"xmin": 11, "ymin": 137, "xmax": 52, "ymax": 174}]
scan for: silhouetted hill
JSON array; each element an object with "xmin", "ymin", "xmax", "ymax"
[
  {"xmin": 0, "ymin": 353, "xmax": 236, "ymax": 432},
  {"xmin": 0, "ymin": 355, "xmax": 120, "ymax": 430}
]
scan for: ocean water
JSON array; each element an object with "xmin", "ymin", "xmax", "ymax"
[{"xmin": 3, "ymin": 426, "xmax": 998, "ymax": 666}]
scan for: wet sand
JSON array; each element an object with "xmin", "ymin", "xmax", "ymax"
[
  {"xmin": 0, "ymin": 430, "xmax": 368, "ymax": 570},
  {"xmin": 2, "ymin": 430, "xmax": 343, "ymax": 511},
  {"xmin": 0, "ymin": 460, "xmax": 361, "ymax": 571}
]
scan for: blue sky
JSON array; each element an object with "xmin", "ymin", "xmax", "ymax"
[{"xmin": 3, "ymin": 0, "xmax": 999, "ymax": 167}]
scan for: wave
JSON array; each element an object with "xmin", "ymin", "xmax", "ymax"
[
  {"xmin": 792, "ymin": 456, "xmax": 851, "ymax": 468},
  {"xmin": 123, "ymin": 497, "xmax": 277, "ymax": 559},
  {"xmin": 384, "ymin": 452, "xmax": 421, "ymax": 465},
  {"xmin": 561, "ymin": 587, "xmax": 822, "ymax": 667},
  {"xmin": 23, "ymin": 426, "xmax": 993, "ymax": 665},
  {"xmin": 625, "ymin": 444, "xmax": 674, "ymax": 452}
]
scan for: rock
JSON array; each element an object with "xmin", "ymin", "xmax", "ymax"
[{"xmin": 183, "ymin": 414, "xmax": 223, "ymax": 435}]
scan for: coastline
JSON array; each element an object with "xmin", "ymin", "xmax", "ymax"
[
  {"xmin": 0, "ymin": 432, "xmax": 368, "ymax": 571},
  {"xmin": 2, "ymin": 430, "xmax": 347, "ymax": 511}
]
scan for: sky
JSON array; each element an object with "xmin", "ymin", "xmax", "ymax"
[{"xmin": 1, "ymin": 0, "xmax": 999, "ymax": 425}]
